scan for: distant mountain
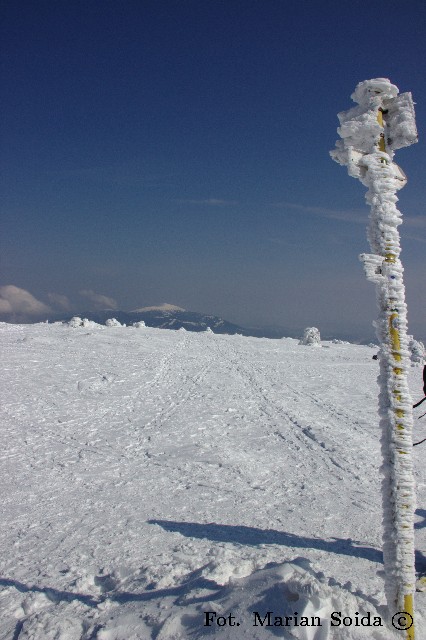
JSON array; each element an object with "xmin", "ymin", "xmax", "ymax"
[
  {"xmin": 131, "ymin": 303, "xmax": 186, "ymax": 313},
  {"xmin": 1, "ymin": 302, "xmax": 374, "ymax": 342},
  {"xmin": 47, "ymin": 304, "xmax": 260, "ymax": 336}
]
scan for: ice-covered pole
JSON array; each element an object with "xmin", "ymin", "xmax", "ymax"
[{"xmin": 330, "ymin": 78, "xmax": 418, "ymax": 638}]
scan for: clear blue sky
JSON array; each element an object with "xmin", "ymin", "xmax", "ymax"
[{"xmin": 1, "ymin": 0, "xmax": 426, "ymax": 340}]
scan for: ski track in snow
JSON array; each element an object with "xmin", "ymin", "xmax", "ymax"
[{"xmin": 0, "ymin": 323, "xmax": 425, "ymax": 639}]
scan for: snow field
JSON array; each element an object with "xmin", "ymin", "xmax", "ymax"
[{"xmin": 1, "ymin": 322, "xmax": 425, "ymax": 638}]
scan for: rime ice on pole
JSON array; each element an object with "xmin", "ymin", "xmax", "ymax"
[{"xmin": 330, "ymin": 78, "xmax": 418, "ymax": 622}]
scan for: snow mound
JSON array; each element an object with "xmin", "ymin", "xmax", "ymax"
[
  {"xmin": 67, "ymin": 316, "xmax": 100, "ymax": 328},
  {"xmin": 299, "ymin": 327, "xmax": 322, "ymax": 347},
  {"xmin": 66, "ymin": 561, "xmax": 403, "ymax": 640},
  {"xmin": 105, "ymin": 318, "xmax": 125, "ymax": 327},
  {"xmin": 132, "ymin": 320, "xmax": 146, "ymax": 328}
]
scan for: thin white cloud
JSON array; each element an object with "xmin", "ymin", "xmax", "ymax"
[
  {"xmin": 274, "ymin": 202, "xmax": 367, "ymax": 224},
  {"xmin": 177, "ymin": 198, "xmax": 239, "ymax": 206},
  {"xmin": 268, "ymin": 237, "xmax": 298, "ymax": 247},
  {"xmin": 276, "ymin": 202, "xmax": 426, "ymax": 233},
  {"xmin": 79, "ymin": 289, "xmax": 118, "ymax": 309},
  {"xmin": 404, "ymin": 216, "xmax": 426, "ymax": 229},
  {"xmin": 0, "ymin": 285, "xmax": 51, "ymax": 315},
  {"xmin": 403, "ymin": 233, "xmax": 426, "ymax": 244}
]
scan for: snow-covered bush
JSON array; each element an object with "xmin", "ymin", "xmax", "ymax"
[
  {"xmin": 299, "ymin": 327, "xmax": 321, "ymax": 346},
  {"xmin": 408, "ymin": 335, "xmax": 424, "ymax": 364},
  {"xmin": 105, "ymin": 318, "xmax": 125, "ymax": 327},
  {"xmin": 132, "ymin": 321, "xmax": 146, "ymax": 328}
]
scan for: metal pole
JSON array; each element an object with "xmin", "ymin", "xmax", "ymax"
[{"xmin": 331, "ymin": 78, "xmax": 418, "ymax": 639}]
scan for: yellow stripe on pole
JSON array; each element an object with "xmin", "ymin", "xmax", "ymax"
[
  {"xmin": 387, "ymin": 269, "xmax": 414, "ymax": 639},
  {"xmin": 389, "ymin": 313, "xmax": 402, "ymax": 362},
  {"xmin": 404, "ymin": 593, "xmax": 415, "ymax": 640},
  {"xmin": 380, "ymin": 111, "xmax": 415, "ymax": 637}
]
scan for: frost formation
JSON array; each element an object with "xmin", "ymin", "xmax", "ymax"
[
  {"xmin": 331, "ymin": 78, "xmax": 418, "ymax": 614},
  {"xmin": 408, "ymin": 336, "xmax": 425, "ymax": 365}
]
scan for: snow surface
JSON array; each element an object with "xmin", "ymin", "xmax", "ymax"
[
  {"xmin": 1, "ymin": 322, "xmax": 426, "ymax": 639},
  {"xmin": 131, "ymin": 304, "xmax": 186, "ymax": 313}
]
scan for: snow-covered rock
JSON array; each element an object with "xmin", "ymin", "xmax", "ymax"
[
  {"xmin": 132, "ymin": 320, "xmax": 146, "ymax": 328},
  {"xmin": 82, "ymin": 318, "xmax": 100, "ymax": 328},
  {"xmin": 105, "ymin": 318, "xmax": 125, "ymax": 327},
  {"xmin": 67, "ymin": 316, "xmax": 84, "ymax": 327},
  {"xmin": 67, "ymin": 316, "xmax": 100, "ymax": 328},
  {"xmin": 408, "ymin": 335, "xmax": 425, "ymax": 364},
  {"xmin": 299, "ymin": 327, "xmax": 321, "ymax": 346}
]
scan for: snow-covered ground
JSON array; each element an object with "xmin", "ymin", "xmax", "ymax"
[{"xmin": 1, "ymin": 322, "xmax": 425, "ymax": 639}]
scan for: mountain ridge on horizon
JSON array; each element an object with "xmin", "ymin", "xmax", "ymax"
[
  {"xmin": 17, "ymin": 304, "xmax": 262, "ymax": 337},
  {"xmin": 0, "ymin": 301, "xmax": 379, "ymax": 344}
]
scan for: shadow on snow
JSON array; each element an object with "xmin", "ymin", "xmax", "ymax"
[
  {"xmin": 415, "ymin": 508, "xmax": 426, "ymax": 530},
  {"xmin": 148, "ymin": 519, "xmax": 384, "ymax": 563},
  {"xmin": 2, "ymin": 515, "xmax": 425, "ymax": 634},
  {"xmin": 0, "ymin": 569, "xmax": 223, "ymax": 609},
  {"xmin": 149, "ymin": 518, "xmax": 426, "ymax": 572}
]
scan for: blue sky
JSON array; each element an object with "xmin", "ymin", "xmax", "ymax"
[{"xmin": 1, "ymin": 0, "xmax": 426, "ymax": 340}]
